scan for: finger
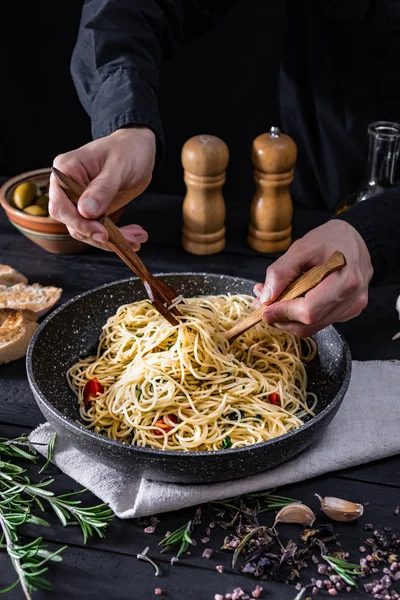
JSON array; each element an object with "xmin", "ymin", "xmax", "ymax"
[
  {"xmin": 262, "ymin": 270, "xmax": 345, "ymax": 325},
  {"xmin": 272, "ymin": 319, "xmax": 330, "ymax": 338},
  {"xmin": 49, "ymin": 173, "xmax": 109, "ymax": 243},
  {"xmin": 272, "ymin": 308, "xmax": 349, "ymax": 337},
  {"xmin": 67, "ymin": 224, "xmax": 148, "ymax": 251},
  {"xmin": 77, "ymin": 165, "xmax": 121, "ymax": 219},
  {"xmin": 269, "ymin": 288, "xmax": 367, "ymax": 337},
  {"xmin": 259, "ymin": 243, "xmax": 320, "ymax": 304}
]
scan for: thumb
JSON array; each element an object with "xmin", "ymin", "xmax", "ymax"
[
  {"xmin": 77, "ymin": 172, "xmax": 120, "ymax": 219},
  {"xmin": 259, "ymin": 245, "xmax": 313, "ymax": 304}
]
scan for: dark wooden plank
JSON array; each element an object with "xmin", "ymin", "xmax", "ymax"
[
  {"xmin": 336, "ymin": 454, "xmax": 400, "ymax": 488},
  {"xmin": 4, "ymin": 539, "xmax": 370, "ymax": 600}
]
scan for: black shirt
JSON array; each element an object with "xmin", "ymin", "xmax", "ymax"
[{"xmin": 71, "ymin": 0, "xmax": 400, "ymax": 284}]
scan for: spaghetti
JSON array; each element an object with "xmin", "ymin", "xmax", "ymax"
[{"xmin": 67, "ymin": 294, "xmax": 317, "ymax": 451}]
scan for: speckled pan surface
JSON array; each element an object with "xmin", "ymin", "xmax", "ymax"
[{"xmin": 26, "ymin": 273, "xmax": 352, "ymax": 484}]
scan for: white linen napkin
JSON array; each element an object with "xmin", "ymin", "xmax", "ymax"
[{"xmin": 29, "ymin": 361, "xmax": 400, "ymax": 519}]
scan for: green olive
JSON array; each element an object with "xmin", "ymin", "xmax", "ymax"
[
  {"xmin": 13, "ymin": 182, "xmax": 37, "ymax": 210},
  {"xmin": 35, "ymin": 194, "xmax": 49, "ymax": 211},
  {"xmin": 23, "ymin": 204, "xmax": 48, "ymax": 217}
]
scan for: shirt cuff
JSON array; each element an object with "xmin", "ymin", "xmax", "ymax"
[{"xmin": 91, "ymin": 66, "xmax": 165, "ymax": 168}]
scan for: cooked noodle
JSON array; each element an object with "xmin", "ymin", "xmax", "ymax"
[{"xmin": 67, "ymin": 294, "xmax": 317, "ymax": 451}]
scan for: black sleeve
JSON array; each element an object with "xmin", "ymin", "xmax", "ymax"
[
  {"xmin": 71, "ymin": 0, "xmax": 211, "ymax": 164},
  {"xmin": 333, "ymin": 182, "xmax": 400, "ymax": 285}
]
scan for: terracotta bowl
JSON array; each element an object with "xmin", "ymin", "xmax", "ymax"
[{"xmin": 0, "ymin": 168, "xmax": 123, "ymax": 254}]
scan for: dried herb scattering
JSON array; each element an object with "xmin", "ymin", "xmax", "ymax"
[{"xmin": 135, "ymin": 493, "xmax": 400, "ymax": 599}]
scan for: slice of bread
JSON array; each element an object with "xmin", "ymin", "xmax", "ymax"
[
  {"xmin": 0, "ymin": 283, "xmax": 62, "ymax": 318},
  {"xmin": 0, "ymin": 308, "xmax": 39, "ymax": 364},
  {"xmin": 0, "ymin": 265, "xmax": 28, "ymax": 286}
]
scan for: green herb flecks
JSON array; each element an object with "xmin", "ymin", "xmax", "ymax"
[
  {"xmin": 221, "ymin": 435, "xmax": 232, "ymax": 450},
  {"xmin": 223, "ymin": 411, "xmax": 245, "ymax": 422}
]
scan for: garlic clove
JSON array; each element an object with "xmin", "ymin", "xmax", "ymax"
[
  {"xmin": 274, "ymin": 502, "xmax": 316, "ymax": 527},
  {"xmin": 315, "ymin": 494, "xmax": 364, "ymax": 522}
]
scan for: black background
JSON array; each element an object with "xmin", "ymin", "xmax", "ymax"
[{"xmin": 0, "ymin": 0, "xmax": 285, "ymax": 204}]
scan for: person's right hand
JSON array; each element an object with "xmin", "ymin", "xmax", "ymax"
[{"xmin": 49, "ymin": 126, "xmax": 156, "ymax": 250}]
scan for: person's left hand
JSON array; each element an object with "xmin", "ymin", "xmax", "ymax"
[{"xmin": 253, "ymin": 219, "xmax": 373, "ymax": 337}]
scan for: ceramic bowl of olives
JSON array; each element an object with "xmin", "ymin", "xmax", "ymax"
[{"xmin": 0, "ymin": 168, "xmax": 123, "ymax": 254}]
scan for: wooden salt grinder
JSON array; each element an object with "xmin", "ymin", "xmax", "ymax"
[
  {"xmin": 182, "ymin": 134, "xmax": 229, "ymax": 255},
  {"xmin": 248, "ymin": 126, "xmax": 297, "ymax": 253}
]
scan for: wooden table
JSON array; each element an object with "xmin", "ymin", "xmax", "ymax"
[{"xmin": 1, "ymin": 193, "xmax": 400, "ymax": 600}]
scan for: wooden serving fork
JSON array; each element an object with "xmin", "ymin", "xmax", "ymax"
[
  {"xmin": 52, "ymin": 167, "xmax": 182, "ymax": 326},
  {"xmin": 224, "ymin": 251, "xmax": 347, "ymax": 343}
]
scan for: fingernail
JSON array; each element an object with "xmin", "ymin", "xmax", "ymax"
[
  {"xmin": 92, "ymin": 232, "xmax": 106, "ymax": 243},
  {"xmin": 137, "ymin": 234, "xmax": 147, "ymax": 243},
  {"xmin": 253, "ymin": 284, "xmax": 262, "ymax": 298},
  {"xmin": 260, "ymin": 286, "xmax": 272, "ymax": 304},
  {"xmin": 81, "ymin": 197, "xmax": 101, "ymax": 216}
]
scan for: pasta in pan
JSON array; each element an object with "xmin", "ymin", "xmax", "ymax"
[{"xmin": 67, "ymin": 294, "xmax": 317, "ymax": 451}]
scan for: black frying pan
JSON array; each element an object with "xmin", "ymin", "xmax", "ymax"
[{"xmin": 26, "ymin": 273, "xmax": 352, "ymax": 484}]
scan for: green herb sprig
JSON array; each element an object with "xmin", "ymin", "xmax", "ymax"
[
  {"xmin": 247, "ymin": 489, "xmax": 300, "ymax": 511},
  {"xmin": 159, "ymin": 508, "xmax": 201, "ymax": 558},
  {"xmin": 0, "ymin": 434, "xmax": 114, "ymax": 598},
  {"xmin": 209, "ymin": 489, "xmax": 299, "ymax": 514},
  {"xmin": 323, "ymin": 555, "xmax": 364, "ymax": 587}
]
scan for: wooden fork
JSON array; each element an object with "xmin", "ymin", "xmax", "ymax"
[
  {"xmin": 52, "ymin": 167, "xmax": 182, "ymax": 326},
  {"xmin": 224, "ymin": 251, "xmax": 347, "ymax": 343}
]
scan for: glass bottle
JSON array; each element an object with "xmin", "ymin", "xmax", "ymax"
[{"xmin": 335, "ymin": 120, "xmax": 400, "ymax": 214}]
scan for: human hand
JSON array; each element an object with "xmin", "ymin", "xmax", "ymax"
[
  {"xmin": 49, "ymin": 126, "xmax": 156, "ymax": 249},
  {"xmin": 253, "ymin": 220, "xmax": 373, "ymax": 337}
]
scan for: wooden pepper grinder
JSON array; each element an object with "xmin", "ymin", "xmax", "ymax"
[
  {"xmin": 182, "ymin": 134, "xmax": 229, "ymax": 255},
  {"xmin": 248, "ymin": 126, "xmax": 297, "ymax": 253}
]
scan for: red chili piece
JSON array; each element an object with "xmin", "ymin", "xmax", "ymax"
[
  {"xmin": 268, "ymin": 392, "xmax": 281, "ymax": 406},
  {"xmin": 154, "ymin": 414, "xmax": 179, "ymax": 435},
  {"xmin": 83, "ymin": 378, "xmax": 104, "ymax": 409}
]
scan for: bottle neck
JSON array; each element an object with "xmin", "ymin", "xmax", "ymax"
[{"xmin": 367, "ymin": 122, "xmax": 400, "ymax": 187}]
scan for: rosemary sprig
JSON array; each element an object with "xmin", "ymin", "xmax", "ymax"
[
  {"xmin": 159, "ymin": 520, "xmax": 193, "ymax": 558},
  {"xmin": 137, "ymin": 546, "xmax": 161, "ymax": 576},
  {"xmin": 232, "ymin": 526, "xmax": 267, "ymax": 569},
  {"xmin": 159, "ymin": 508, "xmax": 201, "ymax": 558},
  {"xmin": 209, "ymin": 489, "xmax": 299, "ymax": 514},
  {"xmin": 209, "ymin": 498, "xmax": 241, "ymax": 511},
  {"xmin": 248, "ymin": 490, "xmax": 300, "ymax": 511},
  {"xmin": 323, "ymin": 555, "xmax": 364, "ymax": 588},
  {"xmin": 0, "ymin": 434, "xmax": 114, "ymax": 598},
  {"xmin": 39, "ymin": 433, "xmax": 57, "ymax": 474}
]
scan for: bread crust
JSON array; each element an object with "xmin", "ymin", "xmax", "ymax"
[
  {"xmin": 0, "ymin": 265, "xmax": 28, "ymax": 286},
  {"xmin": 0, "ymin": 308, "xmax": 39, "ymax": 364},
  {"xmin": 0, "ymin": 283, "xmax": 62, "ymax": 317}
]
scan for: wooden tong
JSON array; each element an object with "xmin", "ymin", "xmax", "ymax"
[
  {"xmin": 224, "ymin": 251, "xmax": 346, "ymax": 343},
  {"xmin": 52, "ymin": 167, "xmax": 182, "ymax": 326}
]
